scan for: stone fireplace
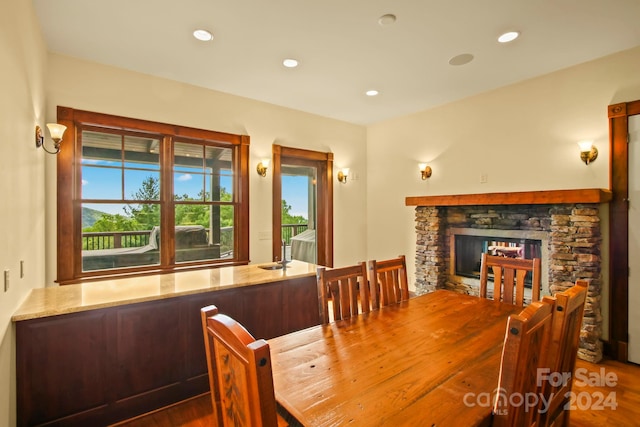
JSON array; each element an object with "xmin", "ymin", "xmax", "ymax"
[{"xmin": 406, "ymin": 189, "xmax": 612, "ymax": 363}]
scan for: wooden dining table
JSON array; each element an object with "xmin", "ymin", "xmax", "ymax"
[{"xmin": 269, "ymin": 289, "xmax": 523, "ymax": 426}]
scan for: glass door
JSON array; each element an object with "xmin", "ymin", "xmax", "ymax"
[
  {"xmin": 281, "ymin": 165, "xmax": 317, "ymax": 263},
  {"xmin": 272, "ymin": 145, "xmax": 333, "ymax": 267}
]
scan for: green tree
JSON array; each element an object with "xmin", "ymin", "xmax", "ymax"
[
  {"xmin": 281, "ymin": 199, "xmax": 307, "ymax": 224},
  {"xmin": 174, "ymin": 188, "xmax": 234, "ymax": 227},
  {"xmin": 124, "ymin": 176, "xmax": 160, "ymax": 229},
  {"xmin": 82, "ymin": 176, "xmax": 239, "ymax": 250},
  {"xmin": 219, "ymin": 188, "xmax": 233, "ymax": 227},
  {"xmin": 84, "ymin": 175, "xmax": 237, "ymax": 234},
  {"xmin": 175, "ymin": 192, "xmax": 210, "ymax": 227},
  {"xmin": 84, "ymin": 213, "xmax": 137, "ymax": 232},
  {"xmin": 82, "ymin": 213, "xmax": 139, "ymax": 249}
]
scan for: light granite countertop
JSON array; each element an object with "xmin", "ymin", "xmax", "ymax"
[{"xmin": 12, "ymin": 260, "xmax": 317, "ymax": 322}]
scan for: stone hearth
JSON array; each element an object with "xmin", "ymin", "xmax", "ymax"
[{"xmin": 406, "ymin": 189, "xmax": 612, "ymax": 363}]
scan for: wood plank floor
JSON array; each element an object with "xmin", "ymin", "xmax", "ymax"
[{"xmin": 114, "ymin": 358, "xmax": 639, "ymax": 426}]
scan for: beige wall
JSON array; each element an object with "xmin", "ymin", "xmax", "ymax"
[
  {"xmin": 366, "ymin": 45, "xmax": 640, "ymax": 337},
  {"xmin": 44, "ymin": 54, "xmax": 368, "ymax": 285},
  {"xmin": 0, "ymin": 0, "xmax": 48, "ymax": 425}
]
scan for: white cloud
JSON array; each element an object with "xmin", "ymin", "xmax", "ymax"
[
  {"xmin": 177, "ymin": 174, "xmax": 192, "ymax": 182},
  {"xmin": 82, "ymin": 179, "xmax": 88, "ymax": 186},
  {"xmin": 82, "ymin": 159, "xmax": 114, "ymax": 165}
]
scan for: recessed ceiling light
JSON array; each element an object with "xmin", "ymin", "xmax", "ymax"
[
  {"xmin": 448, "ymin": 53, "xmax": 474, "ymax": 66},
  {"xmin": 366, "ymin": 90, "xmax": 379, "ymax": 97},
  {"xmin": 193, "ymin": 29, "xmax": 213, "ymax": 41},
  {"xmin": 283, "ymin": 58, "xmax": 299, "ymax": 68},
  {"xmin": 378, "ymin": 14, "xmax": 397, "ymax": 26},
  {"xmin": 498, "ymin": 31, "xmax": 519, "ymax": 43}
]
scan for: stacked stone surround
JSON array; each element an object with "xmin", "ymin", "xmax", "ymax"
[{"xmin": 414, "ymin": 203, "xmax": 603, "ymax": 363}]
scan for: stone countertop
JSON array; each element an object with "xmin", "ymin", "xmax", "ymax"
[{"xmin": 12, "ymin": 260, "xmax": 317, "ymax": 322}]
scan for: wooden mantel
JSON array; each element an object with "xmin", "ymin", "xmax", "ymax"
[{"xmin": 406, "ymin": 188, "xmax": 612, "ymax": 207}]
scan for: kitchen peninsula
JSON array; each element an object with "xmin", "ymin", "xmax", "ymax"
[{"xmin": 13, "ymin": 260, "xmax": 320, "ymax": 427}]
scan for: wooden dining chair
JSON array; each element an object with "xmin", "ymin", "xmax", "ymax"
[
  {"xmin": 480, "ymin": 253, "xmax": 542, "ymax": 306},
  {"xmin": 317, "ymin": 262, "xmax": 370, "ymax": 324},
  {"xmin": 368, "ymin": 255, "xmax": 410, "ymax": 309},
  {"xmin": 537, "ymin": 280, "xmax": 588, "ymax": 427},
  {"xmin": 200, "ymin": 305, "xmax": 287, "ymax": 427},
  {"xmin": 493, "ymin": 298, "xmax": 555, "ymax": 427}
]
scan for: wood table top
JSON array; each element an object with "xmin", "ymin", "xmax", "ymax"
[{"xmin": 269, "ymin": 290, "xmax": 522, "ymax": 427}]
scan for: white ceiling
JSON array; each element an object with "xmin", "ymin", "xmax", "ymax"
[{"xmin": 33, "ymin": 0, "xmax": 640, "ymax": 125}]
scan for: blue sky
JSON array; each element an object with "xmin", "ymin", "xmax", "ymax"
[{"xmin": 282, "ymin": 175, "xmax": 310, "ymax": 219}]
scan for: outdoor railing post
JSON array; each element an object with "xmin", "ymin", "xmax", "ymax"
[{"xmin": 114, "ymin": 233, "xmax": 122, "ymax": 249}]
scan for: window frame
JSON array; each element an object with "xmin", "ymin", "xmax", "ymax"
[{"xmin": 55, "ymin": 106, "xmax": 250, "ymax": 284}]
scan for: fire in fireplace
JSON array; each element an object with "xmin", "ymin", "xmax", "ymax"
[{"xmin": 454, "ymin": 234, "xmax": 542, "ymax": 286}]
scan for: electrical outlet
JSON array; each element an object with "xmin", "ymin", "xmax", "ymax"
[
  {"xmin": 4, "ymin": 270, "xmax": 9, "ymax": 292},
  {"xmin": 480, "ymin": 173, "xmax": 488, "ymax": 184}
]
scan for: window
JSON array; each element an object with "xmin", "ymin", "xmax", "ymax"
[{"xmin": 55, "ymin": 107, "xmax": 249, "ymax": 284}]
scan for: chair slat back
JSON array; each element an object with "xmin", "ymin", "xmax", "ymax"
[
  {"xmin": 368, "ymin": 255, "xmax": 409, "ymax": 310},
  {"xmin": 538, "ymin": 280, "xmax": 588, "ymax": 426},
  {"xmin": 200, "ymin": 305, "xmax": 280, "ymax": 427},
  {"xmin": 317, "ymin": 262, "xmax": 370, "ymax": 324},
  {"xmin": 480, "ymin": 253, "xmax": 542, "ymax": 306},
  {"xmin": 493, "ymin": 299, "xmax": 554, "ymax": 427}
]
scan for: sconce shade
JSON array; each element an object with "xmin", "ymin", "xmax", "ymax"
[
  {"xmin": 256, "ymin": 158, "xmax": 270, "ymax": 177},
  {"xmin": 337, "ymin": 168, "xmax": 349, "ymax": 184},
  {"xmin": 36, "ymin": 123, "xmax": 67, "ymax": 154},
  {"xmin": 577, "ymin": 141, "xmax": 593, "ymax": 152},
  {"xmin": 47, "ymin": 123, "xmax": 67, "ymax": 142},
  {"xmin": 577, "ymin": 141, "xmax": 598, "ymax": 165},
  {"xmin": 419, "ymin": 163, "xmax": 432, "ymax": 180}
]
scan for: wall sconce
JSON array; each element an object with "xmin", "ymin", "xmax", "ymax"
[
  {"xmin": 419, "ymin": 163, "xmax": 432, "ymax": 180},
  {"xmin": 256, "ymin": 158, "xmax": 270, "ymax": 177},
  {"xmin": 337, "ymin": 168, "xmax": 349, "ymax": 184},
  {"xmin": 577, "ymin": 141, "xmax": 598, "ymax": 165},
  {"xmin": 35, "ymin": 123, "xmax": 67, "ymax": 154}
]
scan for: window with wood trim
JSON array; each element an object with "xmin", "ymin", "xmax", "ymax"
[{"xmin": 55, "ymin": 107, "xmax": 249, "ymax": 284}]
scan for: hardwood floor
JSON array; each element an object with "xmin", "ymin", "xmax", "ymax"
[
  {"xmin": 570, "ymin": 358, "xmax": 640, "ymax": 426},
  {"xmin": 114, "ymin": 358, "xmax": 639, "ymax": 426},
  {"xmin": 111, "ymin": 394, "xmax": 214, "ymax": 427}
]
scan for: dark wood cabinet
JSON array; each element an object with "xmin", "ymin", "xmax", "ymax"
[
  {"xmin": 16, "ymin": 310, "xmax": 110, "ymax": 426},
  {"xmin": 16, "ymin": 276, "xmax": 319, "ymax": 426}
]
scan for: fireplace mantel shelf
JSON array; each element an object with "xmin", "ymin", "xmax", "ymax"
[{"xmin": 405, "ymin": 188, "xmax": 612, "ymax": 207}]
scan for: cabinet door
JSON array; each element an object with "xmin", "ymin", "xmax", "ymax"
[
  {"xmin": 111, "ymin": 298, "xmax": 184, "ymax": 419},
  {"xmin": 17, "ymin": 310, "xmax": 109, "ymax": 427},
  {"xmin": 241, "ymin": 282, "xmax": 283, "ymax": 339},
  {"xmin": 114, "ymin": 299, "xmax": 181, "ymax": 398},
  {"xmin": 282, "ymin": 276, "xmax": 321, "ymax": 333},
  {"xmin": 182, "ymin": 289, "xmax": 240, "ymax": 390}
]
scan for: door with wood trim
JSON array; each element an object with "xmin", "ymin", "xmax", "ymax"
[
  {"xmin": 609, "ymin": 100, "xmax": 640, "ymax": 362},
  {"xmin": 272, "ymin": 145, "xmax": 334, "ymax": 268},
  {"xmin": 628, "ymin": 114, "xmax": 640, "ymax": 364}
]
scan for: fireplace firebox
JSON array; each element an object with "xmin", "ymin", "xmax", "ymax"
[{"xmin": 454, "ymin": 235, "xmax": 542, "ymax": 286}]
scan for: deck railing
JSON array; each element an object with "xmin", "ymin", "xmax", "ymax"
[
  {"xmin": 82, "ymin": 224, "xmax": 307, "ymax": 254},
  {"xmin": 83, "ymin": 231, "xmax": 151, "ymax": 250},
  {"xmin": 281, "ymin": 224, "xmax": 309, "ymax": 245}
]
